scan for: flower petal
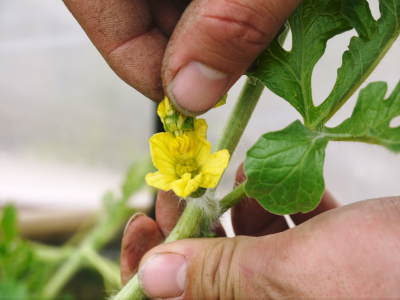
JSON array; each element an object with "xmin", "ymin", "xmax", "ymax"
[
  {"xmin": 200, "ymin": 149, "xmax": 230, "ymax": 188},
  {"xmin": 149, "ymin": 132, "xmax": 176, "ymax": 175},
  {"xmin": 195, "ymin": 138, "xmax": 212, "ymax": 166},
  {"xmin": 194, "ymin": 119, "xmax": 208, "ymax": 139},
  {"xmin": 171, "ymin": 173, "xmax": 203, "ymax": 198},
  {"xmin": 145, "ymin": 171, "xmax": 176, "ymax": 191}
]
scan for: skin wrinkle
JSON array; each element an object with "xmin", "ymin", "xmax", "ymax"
[
  {"xmin": 105, "ymin": 25, "xmax": 158, "ymax": 57},
  {"xmin": 63, "ymin": 0, "xmax": 152, "ymax": 55},
  {"xmin": 195, "ymin": 239, "xmax": 238, "ymax": 299},
  {"xmin": 202, "ymin": 15, "xmax": 268, "ymax": 47}
]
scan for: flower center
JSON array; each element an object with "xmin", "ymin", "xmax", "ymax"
[{"xmin": 175, "ymin": 158, "xmax": 199, "ymax": 177}]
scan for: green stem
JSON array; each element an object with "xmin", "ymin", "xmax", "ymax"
[
  {"xmin": 42, "ymin": 244, "xmax": 85, "ymax": 299},
  {"xmin": 112, "ymin": 77, "xmax": 264, "ymax": 300},
  {"xmin": 30, "ymin": 242, "xmax": 72, "ymax": 263},
  {"xmin": 83, "ymin": 247, "xmax": 121, "ymax": 289},
  {"xmin": 42, "ymin": 212, "xmax": 131, "ymax": 299},
  {"xmin": 220, "ymin": 183, "xmax": 246, "ymax": 213},
  {"xmin": 165, "ymin": 200, "xmax": 205, "ymax": 242},
  {"xmin": 113, "ymin": 276, "xmax": 144, "ymax": 300},
  {"xmin": 217, "ymin": 77, "xmax": 264, "ymax": 153}
]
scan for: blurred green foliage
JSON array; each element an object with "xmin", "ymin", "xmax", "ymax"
[{"xmin": 0, "ymin": 205, "xmax": 52, "ymax": 299}]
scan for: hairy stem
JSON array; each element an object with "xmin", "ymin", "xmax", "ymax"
[
  {"xmin": 217, "ymin": 77, "xmax": 264, "ymax": 153},
  {"xmin": 112, "ymin": 77, "xmax": 264, "ymax": 300}
]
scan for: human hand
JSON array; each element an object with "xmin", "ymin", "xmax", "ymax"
[
  {"xmin": 63, "ymin": 0, "xmax": 301, "ymax": 114},
  {"xmin": 120, "ymin": 166, "xmax": 400, "ymax": 299}
]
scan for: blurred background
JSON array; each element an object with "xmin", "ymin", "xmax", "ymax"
[{"xmin": 1, "ymin": 0, "xmax": 399, "ymax": 238}]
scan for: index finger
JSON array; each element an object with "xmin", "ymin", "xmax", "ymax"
[{"xmin": 63, "ymin": 0, "xmax": 167, "ymax": 100}]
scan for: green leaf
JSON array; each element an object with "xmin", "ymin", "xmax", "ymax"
[
  {"xmin": 249, "ymin": 0, "xmax": 350, "ymax": 122},
  {"xmin": 315, "ymin": 0, "xmax": 400, "ymax": 125},
  {"xmin": 0, "ymin": 280, "xmax": 29, "ymax": 300},
  {"xmin": 250, "ymin": 0, "xmax": 400, "ymax": 127},
  {"xmin": 121, "ymin": 159, "xmax": 152, "ymax": 199},
  {"xmin": 1, "ymin": 205, "xmax": 18, "ymax": 242},
  {"xmin": 244, "ymin": 121, "xmax": 328, "ymax": 215},
  {"xmin": 0, "ymin": 206, "xmax": 52, "ymax": 297},
  {"xmin": 324, "ymin": 81, "xmax": 400, "ymax": 152}
]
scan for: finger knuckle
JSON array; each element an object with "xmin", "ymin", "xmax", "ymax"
[{"xmin": 188, "ymin": 238, "xmax": 241, "ymax": 299}]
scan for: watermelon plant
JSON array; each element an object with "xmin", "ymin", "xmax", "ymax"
[
  {"xmin": 112, "ymin": 0, "xmax": 400, "ymax": 299},
  {"xmin": 2, "ymin": 1, "xmax": 398, "ymax": 299}
]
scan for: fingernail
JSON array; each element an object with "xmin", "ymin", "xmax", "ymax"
[
  {"xmin": 123, "ymin": 213, "xmax": 145, "ymax": 236},
  {"xmin": 168, "ymin": 62, "xmax": 228, "ymax": 114},
  {"xmin": 139, "ymin": 253, "xmax": 187, "ymax": 299}
]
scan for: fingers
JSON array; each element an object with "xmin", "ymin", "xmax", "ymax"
[
  {"xmin": 63, "ymin": 0, "xmax": 167, "ymax": 100},
  {"xmin": 120, "ymin": 191, "xmax": 185, "ymax": 285},
  {"xmin": 291, "ymin": 191, "xmax": 340, "ymax": 225},
  {"xmin": 156, "ymin": 191, "xmax": 185, "ymax": 236},
  {"xmin": 121, "ymin": 190, "xmax": 223, "ymax": 285},
  {"xmin": 162, "ymin": 0, "xmax": 302, "ymax": 114},
  {"xmin": 149, "ymin": 0, "xmax": 192, "ymax": 37},
  {"xmin": 136, "ymin": 234, "xmax": 293, "ymax": 299},
  {"xmin": 136, "ymin": 197, "xmax": 400, "ymax": 299},
  {"xmin": 120, "ymin": 214, "xmax": 163, "ymax": 285},
  {"xmin": 148, "ymin": 0, "xmax": 187, "ymax": 36}
]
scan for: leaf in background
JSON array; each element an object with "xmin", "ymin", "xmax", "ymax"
[
  {"xmin": 0, "ymin": 205, "xmax": 51, "ymax": 298},
  {"xmin": 325, "ymin": 81, "xmax": 400, "ymax": 152},
  {"xmin": 249, "ymin": 0, "xmax": 350, "ymax": 121},
  {"xmin": 0, "ymin": 280, "xmax": 29, "ymax": 300},
  {"xmin": 316, "ymin": 0, "xmax": 400, "ymax": 124},
  {"xmin": 121, "ymin": 159, "xmax": 152, "ymax": 200},
  {"xmin": 1, "ymin": 205, "xmax": 17, "ymax": 242},
  {"xmin": 244, "ymin": 121, "xmax": 328, "ymax": 215}
]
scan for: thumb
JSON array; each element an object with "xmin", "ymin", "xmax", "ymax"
[
  {"xmin": 163, "ymin": 0, "xmax": 301, "ymax": 115},
  {"xmin": 137, "ymin": 235, "xmax": 287, "ymax": 299}
]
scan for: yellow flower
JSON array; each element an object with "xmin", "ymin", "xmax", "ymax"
[
  {"xmin": 157, "ymin": 97, "xmax": 194, "ymax": 135},
  {"xmin": 145, "ymin": 120, "xmax": 230, "ymax": 197}
]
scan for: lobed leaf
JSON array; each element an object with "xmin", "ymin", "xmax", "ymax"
[
  {"xmin": 250, "ymin": 0, "xmax": 400, "ymax": 127},
  {"xmin": 315, "ymin": 0, "xmax": 400, "ymax": 125},
  {"xmin": 325, "ymin": 81, "xmax": 400, "ymax": 152},
  {"xmin": 244, "ymin": 121, "xmax": 328, "ymax": 215},
  {"xmin": 249, "ymin": 0, "xmax": 350, "ymax": 122}
]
